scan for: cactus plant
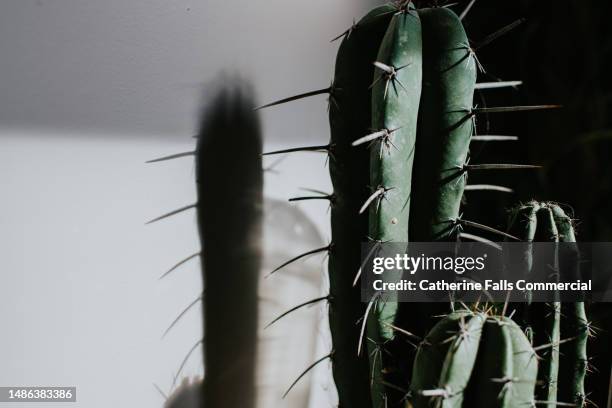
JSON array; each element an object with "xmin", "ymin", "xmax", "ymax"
[
  {"xmin": 507, "ymin": 202, "xmax": 589, "ymax": 408},
  {"xmin": 409, "ymin": 198, "xmax": 591, "ymax": 408},
  {"xmin": 257, "ymin": 1, "xmax": 591, "ymax": 407},
  {"xmin": 149, "ymin": 1, "xmax": 595, "ymax": 407},
  {"xmin": 411, "ymin": 310, "xmax": 538, "ymax": 408}
]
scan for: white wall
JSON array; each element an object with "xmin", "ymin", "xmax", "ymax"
[{"xmin": 0, "ymin": 130, "xmax": 336, "ymax": 407}]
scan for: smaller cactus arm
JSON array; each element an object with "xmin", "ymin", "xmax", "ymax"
[
  {"xmin": 532, "ymin": 206, "xmax": 561, "ymax": 408},
  {"xmin": 505, "ymin": 317, "xmax": 539, "ymax": 408},
  {"xmin": 507, "ymin": 203, "xmax": 587, "ymax": 407},
  {"xmin": 551, "ymin": 205, "xmax": 576, "ymax": 242},
  {"xmin": 438, "ymin": 313, "xmax": 486, "ymax": 408},
  {"xmin": 507, "ymin": 202, "xmax": 540, "ymax": 243},
  {"xmin": 411, "ymin": 312, "xmax": 469, "ymax": 408},
  {"xmin": 559, "ymin": 302, "xmax": 588, "ymax": 407},
  {"xmin": 463, "ymin": 318, "xmax": 513, "ymax": 407},
  {"xmin": 410, "ymin": 311, "xmax": 480, "ymax": 408},
  {"xmin": 506, "ymin": 202, "xmax": 540, "ymax": 323},
  {"xmin": 551, "ymin": 205, "xmax": 588, "ymax": 407},
  {"xmin": 412, "ymin": 312, "xmax": 540, "ymax": 408}
]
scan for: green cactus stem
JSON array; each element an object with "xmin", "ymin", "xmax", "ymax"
[
  {"xmin": 326, "ymin": 5, "xmax": 396, "ymax": 408},
  {"xmin": 509, "ymin": 201, "xmax": 592, "ymax": 407},
  {"xmin": 505, "ymin": 316, "xmax": 539, "ymax": 407},
  {"xmin": 412, "ymin": 311, "xmax": 538, "ymax": 408},
  {"xmin": 552, "ymin": 205, "xmax": 588, "ymax": 407},
  {"xmin": 408, "ymin": 7, "xmax": 476, "ymax": 243},
  {"xmin": 255, "ymin": 2, "xmax": 570, "ymax": 406},
  {"xmin": 411, "ymin": 310, "xmax": 486, "ymax": 408},
  {"xmin": 463, "ymin": 319, "xmax": 514, "ymax": 407},
  {"xmin": 360, "ymin": 5, "xmax": 423, "ymax": 403},
  {"xmin": 394, "ymin": 8, "xmax": 477, "ymax": 375},
  {"xmin": 532, "ymin": 206, "xmax": 561, "ymax": 408},
  {"xmin": 506, "ymin": 201, "xmax": 540, "ymax": 329},
  {"xmin": 508, "ymin": 202, "xmax": 588, "ymax": 408},
  {"xmin": 367, "ymin": 1, "xmax": 422, "ymax": 342}
]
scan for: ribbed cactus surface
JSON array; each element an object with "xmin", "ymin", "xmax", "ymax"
[
  {"xmin": 411, "ymin": 310, "xmax": 537, "ymax": 408},
  {"xmin": 194, "ymin": 1, "xmax": 592, "ymax": 408},
  {"xmin": 508, "ymin": 202, "xmax": 588, "ymax": 408}
]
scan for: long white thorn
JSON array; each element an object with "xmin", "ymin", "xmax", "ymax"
[
  {"xmin": 458, "ymin": 233, "xmax": 502, "ymax": 250},
  {"xmin": 475, "ymin": 81, "xmax": 522, "ymax": 90},
  {"xmin": 459, "ymin": 0, "xmax": 477, "ymax": 20},
  {"xmin": 471, "ymin": 135, "xmax": 518, "ymax": 141},
  {"xmin": 352, "ymin": 130, "xmax": 388, "ymax": 147},
  {"xmin": 359, "ymin": 187, "xmax": 387, "ymax": 214},
  {"xmin": 353, "ymin": 241, "xmax": 382, "ymax": 287},
  {"xmin": 358, "ymin": 296, "xmax": 377, "ymax": 356},
  {"xmin": 465, "ymin": 184, "xmax": 514, "ymax": 193},
  {"xmin": 373, "ymin": 61, "xmax": 394, "ymax": 74}
]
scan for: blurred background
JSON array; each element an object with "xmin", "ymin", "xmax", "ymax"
[{"xmin": 1, "ymin": 0, "xmax": 610, "ymax": 407}]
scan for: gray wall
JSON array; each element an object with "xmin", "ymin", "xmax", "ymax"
[{"xmin": 0, "ymin": 0, "xmax": 376, "ymax": 139}]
